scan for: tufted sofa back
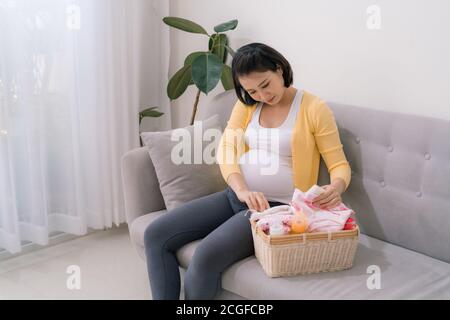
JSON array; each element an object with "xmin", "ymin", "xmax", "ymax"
[{"xmin": 203, "ymin": 90, "xmax": 450, "ymax": 263}]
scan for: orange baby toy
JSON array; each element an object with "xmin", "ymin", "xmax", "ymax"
[{"xmin": 290, "ymin": 209, "xmax": 308, "ymax": 234}]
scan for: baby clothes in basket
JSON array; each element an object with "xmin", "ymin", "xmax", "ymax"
[
  {"xmin": 290, "ymin": 186, "xmax": 355, "ymax": 232},
  {"xmin": 248, "ymin": 185, "xmax": 355, "ymax": 233}
]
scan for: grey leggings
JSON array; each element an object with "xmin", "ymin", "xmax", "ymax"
[{"xmin": 143, "ymin": 186, "xmax": 285, "ymax": 300}]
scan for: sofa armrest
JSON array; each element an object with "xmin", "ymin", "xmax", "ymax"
[{"xmin": 121, "ymin": 147, "xmax": 166, "ymax": 226}]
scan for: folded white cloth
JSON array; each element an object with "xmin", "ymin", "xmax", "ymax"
[{"xmin": 248, "ymin": 205, "xmax": 293, "ymax": 222}]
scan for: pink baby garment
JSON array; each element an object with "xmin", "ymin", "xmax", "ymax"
[{"xmin": 289, "ymin": 186, "xmax": 355, "ymax": 232}]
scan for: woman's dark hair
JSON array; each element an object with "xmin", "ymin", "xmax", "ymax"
[{"xmin": 231, "ymin": 43, "xmax": 293, "ymax": 106}]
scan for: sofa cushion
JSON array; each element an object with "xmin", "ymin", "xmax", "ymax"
[
  {"xmin": 219, "ymin": 234, "xmax": 450, "ymax": 299},
  {"xmin": 132, "ymin": 211, "xmax": 450, "ymax": 298},
  {"xmin": 131, "ymin": 210, "xmax": 450, "ymax": 299},
  {"xmin": 140, "ymin": 115, "xmax": 226, "ymax": 211}
]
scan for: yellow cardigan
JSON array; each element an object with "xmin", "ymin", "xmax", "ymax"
[{"xmin": 216, "ymin": 90, "xmax": 351, "ymax": 193}]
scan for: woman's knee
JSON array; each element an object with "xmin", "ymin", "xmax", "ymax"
[
  {"xmin": 189, "ymin": 247, "xmax": 214, "ymax": 274},
  {"xmin": 143, "ymin": 217, "xmax": 169, "ymax": 249},
  {"xmin": 184, "ymin": 248, "xmax": 221, "ymax": 300},
  {"xmin": 188, "ymin": 240, "xmax": 231, "ymax": 275}
]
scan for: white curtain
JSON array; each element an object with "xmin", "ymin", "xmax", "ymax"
[{"xmin": 0, "ymin": 0, "xmax": 171, "ymax": 253}]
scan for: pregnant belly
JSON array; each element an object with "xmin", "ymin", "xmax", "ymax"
[{"xmin": 239, "ymin": 149, "xmax": 294, "ymax": 199}]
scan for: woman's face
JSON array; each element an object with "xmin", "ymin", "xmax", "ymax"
[{"xmin": 238, "ymin": 67, "xmax": 286, "ymax": 105}]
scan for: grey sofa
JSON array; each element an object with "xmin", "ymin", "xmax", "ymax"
[{"xmin": 121, "ymin": 90, "xmax": 450, "ymax": 299}]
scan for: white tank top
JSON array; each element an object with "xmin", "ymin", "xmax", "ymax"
[{"xmin": 239, "ymin": 90, "xmax": 303, "ymax": 204}]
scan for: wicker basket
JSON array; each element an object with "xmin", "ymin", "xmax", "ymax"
[{"xmin": 251, "ymin": 220, "xmax": 360, "ymax": 278}]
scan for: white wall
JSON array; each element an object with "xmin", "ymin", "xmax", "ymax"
[{"xmin": 168, "ymin": 0, "xmax": 450, "ymax": 128}]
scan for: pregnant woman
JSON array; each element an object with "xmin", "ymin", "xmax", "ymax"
[{"xmin": 143, "ymin": 42, "xmax": 351, "ymax": 300}]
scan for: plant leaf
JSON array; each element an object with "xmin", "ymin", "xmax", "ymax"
[
  {"xmin": 184, "ymin": 51, "xmax": 205, "ymax": 66},
  {"xmin": 221, "ymin": 64, "xmax": 234, "ymax": 91},
  {"xmin": 167, "ymin": 64, "xmax": 192, "ymax": 100},
  {"xmin": 192, "ymin": 53, "xmax": 222, "ymax": 95},
  {"xmin": 214, "ymin": 19, "xmax": 238, "ymax": 33},
  {"xmin": 140, "ymin": 107, "xmax": 164, "ymax": 118},
  {"xmin": 143, "ymin": 110, "xmax": 164, "ymax": 117},
  {"xmin": 185, "ymin": 53, "xmax": 198, "ymax": 85},
  {"xmin": 139, "ymin": 106, "xmax": 158, "ymax": 113},
  {"xmin": 209, "ymin": 34, "xmax": 228, "ymax": 63},
  {"xmin": 163, "ymin": 17, "xmax": 208, "ymax": 35}
]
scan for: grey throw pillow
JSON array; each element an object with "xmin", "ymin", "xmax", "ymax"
[{"xmin": 140, "ymin": 114, "xmax": 227, "ymax": 210}]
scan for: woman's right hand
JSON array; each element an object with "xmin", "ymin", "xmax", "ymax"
[{"xmin": 235, "ymin": 189, "xmax": 270, "ymax": 212}]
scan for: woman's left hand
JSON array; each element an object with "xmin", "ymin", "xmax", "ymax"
[{"xmin": 311, "ymin": 184, "xmax": 342, "ymax": 210}]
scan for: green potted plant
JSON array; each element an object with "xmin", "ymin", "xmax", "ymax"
[{"xmin": 163, "ymin": 17, "xmax": 237, "ymax": 125}]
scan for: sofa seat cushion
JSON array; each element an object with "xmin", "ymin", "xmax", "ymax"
[
  {"xmin": 218, "ymin": 234, "xmax": 450, "ymax": 299},
  {"xmin": 131, "ymin": 213, "xmax": 450, "ymax": 299}
]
